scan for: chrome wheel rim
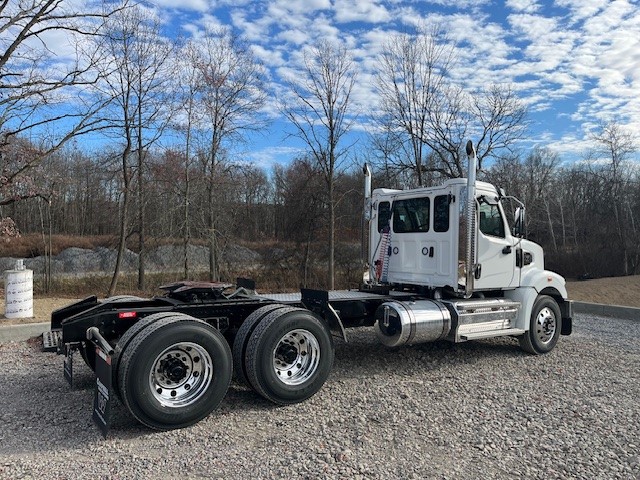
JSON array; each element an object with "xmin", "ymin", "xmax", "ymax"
[
  {"xmin": 535, "ymin": 307, "xmax": 557, "ymax": 345},
  {"xmin": 272, "ymin": 329, "xmax": 320, "ymax": 386},
  {"xmin": 150, "ymin": 342, "xmax": 213, "ymax": 408}
]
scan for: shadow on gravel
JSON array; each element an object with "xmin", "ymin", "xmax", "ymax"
[
  {"xmin": 330, "ymin": 330, "xmax": 524, "ymax": 377},
  {"xmin": 0, "ymin": 333, "xmax": 530, "ymax": 452}
]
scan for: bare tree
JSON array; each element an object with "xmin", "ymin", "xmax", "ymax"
[
  {"xmin": 94, "ymin": 4, "xmax": 175, "ymax": 295},
  {"xmin": 173, "ymin": 41, "xmax": 205, "ymax": 279},
  {"xmin": 282, "ymin": 40, "xmax": 357, "ymax": 289},
  {"xmin": 375, "ymin": 27, "xmax": 454, "ymax": 185},
  {"xmin": 130, "ymin": 11, "xmax": 175, "ymax": 291},
  {"xmin": 0, "ymin": 0, "xmax": 127, "ymax": 235},
  {"xmin": 591, "ymin": 121, "xmax": 638, "ymax": 274},
  {"xmin": 375, "ymin": 28, "xmax": 528, "ymax": 182},
  {"xmin": 188, "ymin": 28, "xmax": 266, "ymax": 281}
]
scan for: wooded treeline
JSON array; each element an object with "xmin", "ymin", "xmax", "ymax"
[
  {"xmin": 5, "ymin": 124, "xmax": 640, "ymax": 282},
  {"xmin": 1, "ymin": 1, "xmax": 639, "ymax": 293}
]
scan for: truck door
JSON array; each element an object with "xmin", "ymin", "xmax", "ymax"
[
  {"xmin": 474, "ymin": 195, "xmax": 518, "ymax": 290},
  {"xmin": 386, "ymin": 194, "xmax": 455, "ymax": 287}
]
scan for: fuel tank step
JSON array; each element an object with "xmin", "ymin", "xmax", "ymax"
[{"xmin": 459, "ymin": 328, "xmax": 525, "ymax": 341}]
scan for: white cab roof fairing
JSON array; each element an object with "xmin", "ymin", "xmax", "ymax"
[{"xmin": 372, "ymin": 179, "xmax": 499, "ymax": 201}]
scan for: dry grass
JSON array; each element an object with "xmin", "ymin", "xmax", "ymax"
[
  {"xmin": 1, "ymin": 274, "xmax": 638, "ymax": 327},
  {"xmin": 0, "ymin": 234, "xmax": 117, "ymax": 258},
  {"xmin": 566, "ymin": 275, "xmax": 640, "ymax": 308}
]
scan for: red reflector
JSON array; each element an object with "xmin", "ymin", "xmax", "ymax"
[{"xmin": 118, "ymin": 311, "xmax": 137, "ymax": 319}]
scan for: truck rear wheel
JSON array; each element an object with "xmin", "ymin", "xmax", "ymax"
[
  {"xmin": 117, "ymin": 315, "xmax": 232, "ymax": 430},
  {"xmin": 232, "ymin": 304, "xmax": 290, "ymax": 386},
  {"xmin": 245, "ymin": 308, "xmax": 334, "ymax": 405},
  {"xmin": 112, "ymin": 311, "xmax": 184, "ymax": 397},
  {"xmin": 519, "ymin": 295, "xmax": 561, "ymax": 355}
]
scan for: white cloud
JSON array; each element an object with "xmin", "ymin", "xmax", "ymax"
[
  {"xmin": 505, "ymin": 0, "xmax": 540, "ymax": 13},
  {"xmin": 274, "ymin": 0, "xmax": 331, "ymax": 15},
  {"xmin": 8, "ymin": 0, "xmax": 640, "ymax": 165},
  {"xmin": 149, "ymin": 0, "xmax": 212, "ymax": 13},
  {"xmin": 277, "ymin": 29, "xmax": 309, "ymax": 45},
  {"xmin": 251, "ymin": 44, "xmax": 285, "ymax": 67},
  {"xmin": 333, "ymin": 0, "xmax": 391, "ymax": 23},
  {"xmin": 555, "ymin": 0, "xmax": 607, "ymax": 23},
  {"xmin": 247, "ymin": 145, "xmax": 305, "ymax": 170},
  {"xmin": 230, "ymin": 11, "xmax": 271, "ymax": 42}
]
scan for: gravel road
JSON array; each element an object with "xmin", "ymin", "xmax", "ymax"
[{"xmin": 1, "ymin": 313, "xmax": 638, "ymax": 479}]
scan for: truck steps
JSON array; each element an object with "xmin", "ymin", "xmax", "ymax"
[
  {"xmin": 42, "ymin": 330, "xmax": 62, "ymax": 352},
  {"xmin": 445, "ymin": 299, "xmax": 522, "ymax": 343},
  {"xmin": 459, "ymin": 328, "xmax": 525, "ymax": 341}
]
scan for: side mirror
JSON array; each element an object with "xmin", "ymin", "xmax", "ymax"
[{"xmin": 513, "ymin": 206, "xmax": 526, "ymax": 238}]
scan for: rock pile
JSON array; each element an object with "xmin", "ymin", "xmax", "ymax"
[{"xmin": 0, "ymin": 244, "xmax": 261, "ymax": 276}]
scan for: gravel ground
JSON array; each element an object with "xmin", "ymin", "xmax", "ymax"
[{"xmin": 0, "ymin": 313, "xmax": 639, "ymax": 480}]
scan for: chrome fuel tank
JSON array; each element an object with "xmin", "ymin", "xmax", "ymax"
[{"xmin": 374, "ymin": 300, "xmax": 451, "ymax": 347}]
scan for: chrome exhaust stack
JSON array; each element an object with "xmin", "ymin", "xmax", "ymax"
[
  {"xmin": 362, "ymin": 164, "xmax": 374, "ymax": 282},
  {"xmin": 458, "ymin": 140, "xmax": 477, "ymax": 298}
]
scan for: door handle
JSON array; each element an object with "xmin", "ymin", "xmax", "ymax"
[{"xmin": 502, "ymin": 246, "xmax": 512, "ymax": 254}]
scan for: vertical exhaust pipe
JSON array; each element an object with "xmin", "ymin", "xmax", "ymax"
[
  {"xmin": 461, "ymin": 140, "xmax": 477, "ymax": 298},
  {"xmin": 363, "ymin": 163, "xmax": 372, "ymax": 201},
  {"xmin": 362, "ymin": 164, "xmax": 373, "ymax": 282}
]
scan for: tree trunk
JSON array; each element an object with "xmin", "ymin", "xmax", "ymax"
[
  {"xmin": 328, "ymin": 180, "xmax": 335, "ymax": 290},
  {"xmin": 136, "ymin": 83, "xmax": 146, "ymax": 291},
  {"xmin": 558, "ymin": 200, "xmax": 566, "ymax": 248},
  {"xmin": 108, "ymin": 140, "xmax": 132, "ymax": 297},
  {"xmin": 543, "ymin": 195, "xmax": 558, "ymax": 253},
  {"xmin": 47, "ymin": 200, "xmax": 52, "ymax": 293},
  {"xmin": 137, "ymin": 135, "xmax": 145, "ymax": 290},
  {"xmin": 183, "ymin": 161, "xmax": 191, "ymax": 279},
  {"xmin": 208, "ymin": 184, "xmax": 218, "ymax": 282}
]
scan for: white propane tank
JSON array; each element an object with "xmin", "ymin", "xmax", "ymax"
[{"xmin": 4, "ymin": 259, "xmax": 33, "ymax": 318}]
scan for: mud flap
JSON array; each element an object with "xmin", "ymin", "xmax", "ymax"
[
  {"xmin": 93, "ymin": 348, "xmax": 112, "ymax": 439},
  {"xmin": 63, "ymin": 345, "xmax": 74, "ymax": 386}
]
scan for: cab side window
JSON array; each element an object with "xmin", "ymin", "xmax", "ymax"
[
  {"xmin": 478, "ymin": 198, "xmax": 505, "ymax": 238},
  {"xmin": 392, "ymin": 197, "xmax": 430, "ymax": 233},
  {"xmin": 434, "ymin": 195, "xmax": 450, "ymax": 232},
  {"xmin": 378, "ymin": 201, "xmax": 391, "ymax": 232}
]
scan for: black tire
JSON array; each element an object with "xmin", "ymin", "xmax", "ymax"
[
  {"xmin": 519, "ymin": 295, "xmax": 562, "ymax": 355},
  {"xmin": 118, "ymin": 315, "xmax": 232, "ymax": 430},
  {"xmin": 245, "ymin": 308, "xmax": 334, "ymax": 405},
  {"xmin": 232, "ymin": 304, "xmax": 290, "ymax": 387},
  {"xmin": 79, "ymin": 295, "xmax": 145, "ymax": 371},
  {"xmin": 112, "ymin": 312, "xmax": 184, "ymax": 395}
]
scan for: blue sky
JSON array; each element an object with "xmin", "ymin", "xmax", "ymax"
[{"xmin": 49, "ymin": 0, "xmax": 640, "ymax": 168}]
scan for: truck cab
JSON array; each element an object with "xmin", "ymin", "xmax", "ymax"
[
  {"xmin": 364, "ymin": 141, "xmax": 571, "ymax": 354},
  {"xmin": 368, "ymin": 179, "xmax": 545, "ymax": 295}
]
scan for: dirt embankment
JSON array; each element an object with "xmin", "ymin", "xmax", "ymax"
[{"xmin": 566, "ymin": 275, "xmax": 640, "ymax": 308}]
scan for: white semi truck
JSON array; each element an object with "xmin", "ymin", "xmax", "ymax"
[
  {"xmin": 364, "ymin": 140, "xmax": 572, "ymax": 353},
  {"xmin": 47, "ymin": 140, "xmax": 572, "ymax": 433}
]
